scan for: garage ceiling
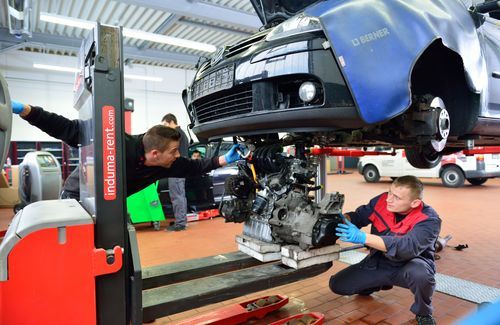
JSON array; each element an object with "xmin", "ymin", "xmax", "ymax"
[{"xmin": 0, "ymin": 0, "xmax": 261, "ymax": 69}]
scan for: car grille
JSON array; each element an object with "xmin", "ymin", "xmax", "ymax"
[
  {"xmin": 193, "ymin": 85, "xmax": 253, "ymax": 123},
  {"xmin": 197, "ymin": 30, "xmax": 270, "ymax": 75},
  {"xmin": 192, "ymin": 64, "xmax": 234, "ymax": 101},
  {"xmin": 225, "ymin": 29, "xmax": 269, "ymax": 59}
]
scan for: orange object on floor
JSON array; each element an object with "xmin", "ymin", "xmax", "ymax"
[
  {"xmin": 172, "ymin": 294, "xmax": 288, "ymax": 325},
  {"xmin": 186, "ymin": 209, "xmax": 219, "ymax": 222}
]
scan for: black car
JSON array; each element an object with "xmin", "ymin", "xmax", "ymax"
[
  {"xmin": 178, "ymin": 0, "xmax": 500, "ymax": 249},
  {"xmin": 157, "ymin": 141, "xmax": 238, "ymax": 215},
  {"xmin": 183, "ymin": 0, "xmax": 500, "ymax": 168}
]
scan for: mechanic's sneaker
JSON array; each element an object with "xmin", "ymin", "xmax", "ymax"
[
  {"xmin": 166, "ymin": 225, "xmax": 186, "ymax": 232},
  {"xmin": 358, "ymin": 285, "xmax": 393, "ymax": 296},
  {"xmin": 415, "ymin": 314, "xmax": 436, "ymax": 325},
  {"xmin": 358, "ymin": 288, "xmax": 376, "ymax": 296}
]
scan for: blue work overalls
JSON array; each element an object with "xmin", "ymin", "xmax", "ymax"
[{"xmin": 329, "ymin": 193, "xmax": 441, "ymax": 316}]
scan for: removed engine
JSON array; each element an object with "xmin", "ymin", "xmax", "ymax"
[{"xmin": 220, "ymin": 142, "xmax": 344, "ymax": 250}]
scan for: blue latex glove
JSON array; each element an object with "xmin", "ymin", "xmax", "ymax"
[
  {"xmin": 336, "ymin": 218, "xmax": 366, "ymax": 244},
  {"xmin": 11, "ymin": 100, "xmax": 25, "ymax": 114},
  {"xmin": 224, "ymin": 144, "xmax": 244, "ymax": 164}
]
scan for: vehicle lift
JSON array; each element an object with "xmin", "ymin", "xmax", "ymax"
[{"xmin": 0, "ymin": 25, "xmax": 331, "ymax": 325}]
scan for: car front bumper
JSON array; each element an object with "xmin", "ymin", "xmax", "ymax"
[{"xmin": 188, "ymin": 35, "xmax": 361, "ymax": 140}]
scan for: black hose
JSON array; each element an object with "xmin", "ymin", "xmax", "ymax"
[
  {"xmin": 339, "ymin": 244, "xmax": 365, "ymax": 253},
  {"xmin": 474, "ymin": 1, "xmax": 500, "ymax": 13}
]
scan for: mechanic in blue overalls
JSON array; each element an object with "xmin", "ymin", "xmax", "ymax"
[{"xmin": 331, "ymin": 176, "xmax": 441, "ymax": 325}]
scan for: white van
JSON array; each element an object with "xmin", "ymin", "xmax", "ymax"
[{"xmin": 357, "ymin": 148, "xmax": 500, "ymax": 187}]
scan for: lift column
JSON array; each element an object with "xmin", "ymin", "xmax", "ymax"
[{"xmin": 74, "ymin": 24, "xmax": 132, "ymax": 325}]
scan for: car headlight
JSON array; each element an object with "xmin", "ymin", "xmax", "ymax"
[{"xmin": 265, "ymin": 13, "xmax": 322, "ymax": 42}]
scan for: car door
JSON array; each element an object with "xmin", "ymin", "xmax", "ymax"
[
  {"xmin": 206, "ymin": 141, "xmax": 238, "ymax": 203},
  {"xmin": 478, "ymin": 14, "xmax": 500, "ymax": 117},
  {"xmin": 484, "ymin": 147, "xmax": 500, "ymax": 174},
  {"xmin": 371, "ymin": 147, "xmax": 401, "ymax": 177}
]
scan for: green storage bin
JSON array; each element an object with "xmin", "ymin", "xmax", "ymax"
[{"xmin": 127, "ymin": 182, "xmax": 165, "ymax": 230}]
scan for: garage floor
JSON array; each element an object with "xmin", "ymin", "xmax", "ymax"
[{"xmin": 1, "ymin": 172, "xmax": 499, "ymax": 324}]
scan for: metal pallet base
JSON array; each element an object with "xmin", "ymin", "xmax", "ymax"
[{"xmin": 142, "ymin": 251, "xmax": 332, "ymax": 321}]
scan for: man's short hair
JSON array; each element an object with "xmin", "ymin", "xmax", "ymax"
[
  {"xmin": 191, "ymin": 149, "xmax": 201, "ymax": 156},
  {"xmin": 393, "ymin": 175, "xmax": 424, "ymax": 200},
  {"xmin": 161, "ymin": 113, "xmax": 177, "ymax": 125},
  {"xmin": 143, "ymin": 125, "xmax": 180, "ymax": 152}
]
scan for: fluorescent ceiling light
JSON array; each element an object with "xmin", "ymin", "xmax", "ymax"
[
  {"xmin": 40, "ymin": 12, "xmax": 94, "ymax": 30},
  {"xmin": 33, "ymin": 63, "xmax": 163, "ymax": 82},
  {"xmin": 122, "ymin": 28, "xmax": 216, "ymax": 53},
  {"xmin": 33, "ymin": 63, "xmax": 79, "ymax": 73},
  {"xmin": 124, "ymin": 74, "xmax": 163, "ymax": 82},
  {"xmin": 40, "ymin": 12, "xmax": 216, "ymax": 53}
]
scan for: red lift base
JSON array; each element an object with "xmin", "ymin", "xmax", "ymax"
[
  {"xmin": 172, "ymin": 294, "xmax": 288, "ymax": 325},
  {"xmin": 186, "ymin": 208, "xmax": 219, "ymax": 222},
  {"xmin": 269, "ymin": 312, "xmax": 325, "ymax": 325}
]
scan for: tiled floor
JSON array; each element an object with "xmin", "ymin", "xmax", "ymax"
[{"xmin": 1, "ymin": 172, "xmax": 499, "ymax": 324}]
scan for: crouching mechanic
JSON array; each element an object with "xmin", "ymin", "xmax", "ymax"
[
  {"xmin": 330, "ymin": 176, "xmax": 441, "ymax": 325},
  {"xmin": 10, "ymin": 100, "xmax": 243, "ymax": 198}
]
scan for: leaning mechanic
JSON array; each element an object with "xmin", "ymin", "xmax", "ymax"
[
  {"xmin": 10, "ymin": 100, "xmax": 242, "ymax": 199},
  {"xmin": 331, "ymin": 175, "xmax": 441, "ymax": 325}
]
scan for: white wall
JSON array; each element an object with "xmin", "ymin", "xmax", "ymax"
[{"xmin": 0, "ymin": 50, "xmax": 196, "ymax": 141}]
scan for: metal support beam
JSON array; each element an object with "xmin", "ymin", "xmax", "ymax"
[
  {"xmin": 114, "ymin": 0, "xmax": 261, "ymax": 31},
  {"xmin": 0, "ymin": 42, "xmax": 28, "ymax": 54},
  {"xmin": 6, "ymin": 0, "xmax": 34, "ymax": 37},
  {"xmin": 0, "ymin": 28, "xmax": 199, "ymax": 67},
  {"xmin": 137, "ymin": 14, "xmax": 181, "ymax": 50},
  {"xmin": 316, "ymin": 154, "xmax": 327, "ymax": 204}
]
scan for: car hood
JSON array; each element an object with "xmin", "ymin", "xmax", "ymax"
[{"xmin": 250, "ymin": 0, "xmax": 321, "ymax": 27}]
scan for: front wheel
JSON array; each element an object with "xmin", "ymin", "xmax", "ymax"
[
  {"xmin": 467, "ymin": 178, "xmax": 488, "ymax": 186},
  {"xmin": 363, "ymin": 165, "xmax": 380, "ymax": 183},
  {"xmin": 405, "ymin": 96, "xmax": 450, "ymax": 169},
  {"xmin": 441, "ymin": 166, "xmax": 465, "ymax": 187},
  {"xmin": 406, "ymin": 145, "xmax": 442, "ymax": 169}
]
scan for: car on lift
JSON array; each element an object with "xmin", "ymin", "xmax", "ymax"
[
  {"xmin": 358, "ymin": 147, "xmax": 500, "ymax": 187},
  {"xmin": 180, "ymin": 0, "xmax": 500, "ymax": 249},
  {"xmin": 183, "ymin": 0, "xmax": 500, "ymax": 169}
]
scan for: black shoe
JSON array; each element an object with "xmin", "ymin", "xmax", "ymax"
[
  {"xmin": 416, "ymin": 314, "xmax": 436, "ymax": 325},
  {"xmin": 166, "ymin": 225, "xmax": 186, "ymax": 232},
  {"xmin": 358, "ymin": 289, "xmax": 375, "ymax": 296},
  {"xmin": 358, "ymin": 285, "xmax": 393, "ymax": 296}
]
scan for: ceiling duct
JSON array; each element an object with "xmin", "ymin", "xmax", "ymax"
[{"xmin": 6, "ymin": 0, "xmax": 33, "ymax": 38}]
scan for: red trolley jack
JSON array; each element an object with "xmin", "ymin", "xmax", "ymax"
[{"xmin": 173, "ymin": 294, "xmax": 289, "ymax": 325}]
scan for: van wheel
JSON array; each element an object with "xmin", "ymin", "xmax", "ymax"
[
  {"xmin": 467, "ymin": 178, "xmax": 488, "ymax": 186},
  {"xmin": 441, "ymin": 166, "xmax": 464, "ymax": 187},
  {"xmin": 363, "ymin": 165, "xmax": 380, "ymax": 183}
]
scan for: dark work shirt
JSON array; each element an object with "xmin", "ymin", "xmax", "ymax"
[
  {"xmin": 176, "ymin": 126, "xmax": 189, "ymax": 158},
  {"xmin": 394, "ymin": 213, "xmax": 405, "ymax": 224},
  {"xmin": 24, "ymin": 106, "xmax": 221, "ymax": 197},
  {"xmin": 347, "ymin": 192, "xmax": 441, "ymax": 269}
]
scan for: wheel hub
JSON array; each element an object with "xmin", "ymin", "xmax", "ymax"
[{"xmin": 429, "ymin": 97, "xmax": 450, "ymax": 152}]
